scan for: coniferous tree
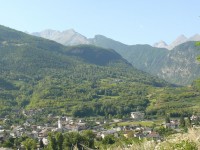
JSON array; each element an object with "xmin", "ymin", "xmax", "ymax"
[
  {"xmin": 55, "ymin": 132, "xmax": 63, "ymax": 150},
  {"xmin": 180, "ymin": 115, "xmax": 185, "ymax": 128},
  {"xmin": 39, "ymin": 139, "xmax": 44, "ymax": 149},
  {"xmin": 165, "ymin": 116, "xmax": 170, "ymax": 123}
]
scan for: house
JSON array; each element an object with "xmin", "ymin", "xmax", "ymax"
[
  {"xmin": 113, "ymin": 127, "xmax": 122, "ymax": 132},
  {"xmin": 95, "ymin": 121, "xmax": 103, "ymax": 125},
  {"xmin": 77, "ymin": 123, "xmax": 87, "ymax": 130},
  {"xmin": 31, "ymin": 130, "xmax": 39, "ymax": 138},
  {"xmin": 143, "ymin": 127, "xmax": 152, "ymax": 134},
  {"xmin": 190, "ymin": 115, "xmax": 198, "ymax": 121},
  {"xmin": 101, "ymin": 129, "xmax": 118, "ymax": 139},
  {"xmin": 112, "ymin": 119, "xmax": 122, "ymax": 123},
  {"xmin": 42, "ymin": 137, "xmax": 48, "ymax": 145},
  {"xmin": 165, "ymin": 120, "xmax": 179, "ymax": 129},
  {"xmin": 146, "ymin": 132, "xmax": 161, "ymax": 140},
  {"xmin": 122, "ymin": 125, "xmax": 137, "ymax": 131},
  {"xmin": 10, "ymin": 126, "xmax": 24, "ymax": 138},
  {"xmin": 38, "ymin": 129, "xmax": 48, "ymax": 137},
  {"xmin": 131, "ymin": 112, "xmax": 145, "ymax": 120},
  {"xmin": 65, "ymin": 125, "xmax": 79, "ymax": 132},
  {"xmin": 134, "ymin": 132, "xmax": 145, "ymax": 139},
  {"xmin": 123, "ymin": 131, "xmax": 135, "ymax": 138}
]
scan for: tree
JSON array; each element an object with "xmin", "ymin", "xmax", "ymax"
[
  {"xmin": 180, "ymin": 115, "xmax": 185, "ymax": 128},
  {"xmin": 2, "ymin": 137, "xmax": 14, "ymax": 148},
  {"xmin": 48, "ymin": 133, "xmax": 57, "ymax": 150},
  {"xmin": 186, "ymin": 116, "xmax": 191, "ymax": 127},
  {"xmin": 102, "ymin": 134, "xmax": 115, "ymax": 145},
  {"xmin": 39, "ymin": 139, "xmax": 44, "ymax": 149},
  {"xmin": 22, "ymin": 138, "xmax": 37, "ymax": 150},
  {"xmin": 165, "ymin": 116, "xmax": 170, "ymax": 123},
  {"xmin": 173, "ymin": 140, "xmax": 197, "ymax": 150},
  {"xmin": 82, "ymin": 130, "xmax": 96, "ymax": 148},
  {"xmin": 62, "ymin": 132, "xmax": 83, "ymax": 149},
  {"xmin": 55, "ymin": 132, "xmax": 63, "ymax": 150}
]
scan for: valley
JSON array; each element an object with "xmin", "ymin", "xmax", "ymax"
[{"xmin": 0, "ymin": 25, "xmax": 200, "ymax": 149}]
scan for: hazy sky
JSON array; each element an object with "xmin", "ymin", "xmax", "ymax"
[{"xmin": 0, "ymin": 0, "xmax": 200, "ymax": 45}]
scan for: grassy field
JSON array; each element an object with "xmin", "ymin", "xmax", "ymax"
[{"xmin": 115, "ymin": 119, "xmax": 164, "ymax": 127}]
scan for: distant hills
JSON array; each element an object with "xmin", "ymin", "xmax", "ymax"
[{"xmin": 32, "ymin": 29, "xmax": 200, "ymax": 85}]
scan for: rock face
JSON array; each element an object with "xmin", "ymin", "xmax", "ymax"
[{"xmin": 32, "ymin": 29, "xmax": 89, "ymax": 46}]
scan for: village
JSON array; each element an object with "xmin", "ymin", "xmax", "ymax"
[{"xmin": 0, "ymin": 108, "xmax": 199, "ymax": 149}]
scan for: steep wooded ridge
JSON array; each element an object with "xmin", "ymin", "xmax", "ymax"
[
  {"xmin": 91, "ymin": 35, "xmax": 200, "ymax": 85},
  {"xmin": 32, "ymin": 30, "xmax": 200, "ymax": 85},
  {"xmin": 0, "ymin": 25, "xmax": 172, "ymax": 118}
]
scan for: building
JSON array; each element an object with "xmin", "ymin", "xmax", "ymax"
[
  {"xmin": 131, "ymin": 112, "xmax": 145, "ymax": 120},
  {"xmin": 58, "ymin": 119, "xmax": 62, "ymax": 129}
]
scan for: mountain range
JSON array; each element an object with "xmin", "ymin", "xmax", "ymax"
[
  {"xmin": 31, "ymin": 29, "xmax": 200, "ymax": 85},
  {"xmin": 32, "ymin": 29, "xmax": 200, "ymax": 50},
  {"xmin": 153, "ymin": 34, "xmax": 200, "ymax": 50}
]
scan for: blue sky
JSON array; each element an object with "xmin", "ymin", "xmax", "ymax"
[{"xmin": 0, "ymin": 0, "xmax": 200, "ymax": 45}]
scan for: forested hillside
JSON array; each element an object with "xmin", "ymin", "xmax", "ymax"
[
  {"xmin": 0, "ymin": 25, "xmax": 171, "ymax": 119},
  {"xmin": 1, "ymin": 25, "xmax": 200, "ymax": 121},
  {"xmin": 90, "ymin": 35, "xmax": 200, "ymax": 85},
  {"xmin": 33, "ymin": 30, "xmax": 200, "ymax": 85}
]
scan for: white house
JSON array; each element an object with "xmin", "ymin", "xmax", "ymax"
[{"xmin": 131, "ymin": 112, "xmax": 144, "ymax": 120}]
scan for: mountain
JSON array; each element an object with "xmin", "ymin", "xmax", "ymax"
[
  {"xmin": 0, "ymin": 25, "xmax": 173, "ymax": 119},
  {"xmin": 189, "ymin": 34, "xmax": 200, "ymax": 41},
  {"xmin": 33, "ymin": 29, "xmax": 200, "ymax": 51},
  {"xmin": 89, "ymin": 35, "xmax": 168, "ymax": 73},
  {"xmin": 154, "ymin": 34, "xmax": 200, "ymax": 50},
  {"xmin": 91, "ymin": 35, "xmax": 200, "ymax": 85},
  {"xmin": 153, "ymin": 40, "xmax": 168, "ymax": 49},
  {"xmin": 32, "ymin": 29, "xmax": 89, "ymax": 46},
  {"xmin": 3, "ymin": 25, "xmax": 200, "ymax": 121},
  {"xmin": 32, "ymin": 29, "xmax": 200, "ymax": 85},
  {"xmin": 167, "ymin": 35, "xmax": 188, "ymax": 50},
  {"xmin": 157, "ymin": 41, "xmax": 200, "ymax": 85},
  {"xmin": 65, "ymin": 45, "xmax": 130, "ymax": 66}
]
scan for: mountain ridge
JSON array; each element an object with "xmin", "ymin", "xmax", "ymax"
[
  {"xmin": 32, "ymin": 29, "xmax": 89, "ymax": 46},
  {"xmin": 31, "ymin": 29, "xmax": 200, "ymax": 50},
  {"xmin": 31, "ymin": 28, "xmax": 200, "ymax": 85},
  {"xmin": 154, "ymin": 34, "xmax": 200, "ymax": 50}
]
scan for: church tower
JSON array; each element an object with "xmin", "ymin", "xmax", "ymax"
[{"xmin": 58, "ymin": 118, "xmax": 62, "ymax": 129}]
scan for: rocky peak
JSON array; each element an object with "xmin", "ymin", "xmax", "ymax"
[
  {"xmin": 188, "ymin": 34, "xmax": 200, "ymax": 41},
  {"xmin": 153, "ymin": 40, "xmax": 168, "ymax": 48},
  {"xmin": 32, "ymin": 29, "xmax": 89, "ymax": 46},
  {"xmin": 167, "ymin": 35, "xmax": 188, "ymax": 50}
]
